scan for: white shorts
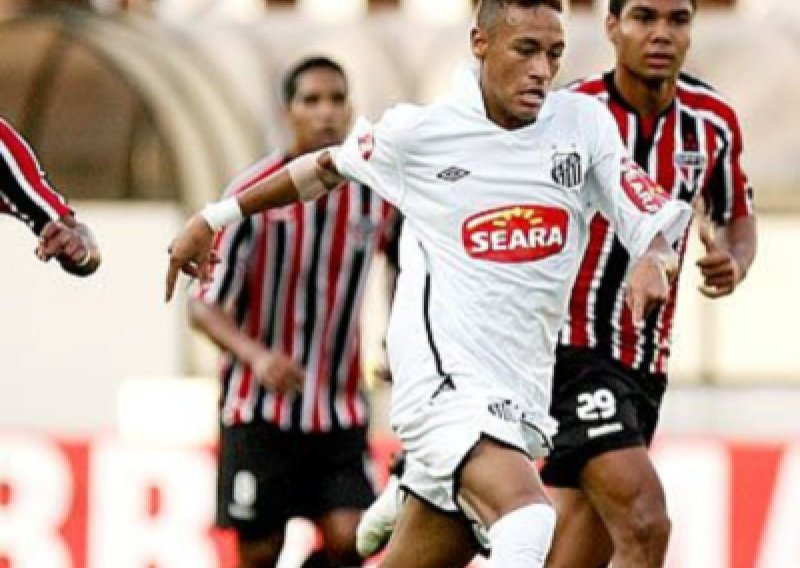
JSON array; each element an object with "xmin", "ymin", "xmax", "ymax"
[{"xmin": 391, "ymin": 375, "xmax": 553, "ymax": 515}]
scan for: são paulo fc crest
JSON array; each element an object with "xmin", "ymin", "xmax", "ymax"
[
  {"xmin": 551, "ymin": 151, "xmax": 583, "ymax": 189},
  {"xmin": 461, "ymin": 204, "xmax": 569, "ymax": 263},
  {"xmin": 674, "ymin": 150, "xmax": 707, "ymax": 194}
]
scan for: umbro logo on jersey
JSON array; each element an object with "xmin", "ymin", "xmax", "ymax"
[
  {"xmin": 551, "ymin": 151, "xmax": 583, "ymax": 189},
  {"xmin": 462, "ymin": 204, "xmax": 569, "ymax": 263},
  {"xmin": 437, "ymin": 166, "xmax": 471, "ymax": 182}
]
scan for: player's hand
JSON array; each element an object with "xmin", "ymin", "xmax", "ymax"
[
  {"xmin": 626, "ymin": 251, "xmax": 676, "ymax": 326},
  {"xmin": 165, "ymin": 214, "xmax": 217, "ymax": 302},
  {"xmin": 250, "ymin": 349, "xmax": 305, "ymax": 393},
  {"xmin": 36, "ymin": 219, "xmax": 88, "ymax": 263},
  {"xmin": 37, "ymin": 218, "xmax": 100, "ymax": 276},
  {"xmin": 695, "ymin": 215, "xmax": 741, "ymax": 299}
]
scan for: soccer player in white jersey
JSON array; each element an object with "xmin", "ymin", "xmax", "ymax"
[{"xmin": 165, "ymin": 1, "xmax": 692, "ymax": 566}]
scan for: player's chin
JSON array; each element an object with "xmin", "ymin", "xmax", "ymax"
[
  {"xmin": 511, "ymin": 105, "xmax": 541, "ymax": 125},
  {"xmin": 315, "ymin": 129, "xmax": 345, "ymax": 148},
  {"xmin": 640, "ymin": 65, "xmax": 679, "ymax": 83}
]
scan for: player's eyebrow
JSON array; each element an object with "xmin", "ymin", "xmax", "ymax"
[{"xmin": 513, "ymin": 37, "xmax": 543, "ymax": 49}]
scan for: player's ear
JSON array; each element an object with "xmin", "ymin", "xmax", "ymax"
[
  {"xmin": 605, "ymin": 14, "xmax": 619, "ymax": 46},
  {"xmin": 471, "ymin": 26, "xmax": 488, "ymax": 61}
]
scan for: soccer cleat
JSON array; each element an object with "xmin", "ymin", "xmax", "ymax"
[{"xmin": 356, "ymin": 474, "xmax": 404, "ymax": 558}]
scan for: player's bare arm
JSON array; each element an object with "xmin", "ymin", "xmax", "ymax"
[
  {"xmin": 165, "ymin": 149, "xmax": 344, "ymax": 301},
  {"xmin": 626, "ymin": 232, "xmax": 679, "ymax": 325},
  {"xmin": 696, "ymin": 215, "xmax": 756, "ymax": 298},
  {"xmin": 36, "ymin": 215, "xmax": 102, "ymax": 277},
  {"xmin": 189, "ymin": 300, "xmax": 305, "ymax": 393}
]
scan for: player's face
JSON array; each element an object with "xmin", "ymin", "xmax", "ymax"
[
  {"xmin": 287, "ymin": 68, "xmax": 352, "ymax": 152},
  {"xmin": 608, "ymin": 0, "xmax": 694, "ymax": 84},
  {"xmin": 471, "ymin": 5, "xmax": 565, "ymax": 129}
]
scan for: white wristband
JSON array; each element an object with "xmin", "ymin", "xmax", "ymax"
[
  {"xmin": 287, "ymin": 150, "xmax": 331, "ymax": 201},
  {"xmin": 201, "ymin": 198, "xmax": 243, "ymax": 231}
]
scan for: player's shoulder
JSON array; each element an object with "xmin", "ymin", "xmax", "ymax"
[
  {"xmin": 0, "ymin": 116, "xmax": 19, "ymax": 140},
  {"xmin": 676, "ymin": 72, "xmax": 741, "ymax": 124},
  {"xmin": 562, "ymin": 73, "xmax": 608, "ymax": 97},
  {"xmin": 547, "ymin": 88, "xmax": 610, "ymax": 123},
  {"xmin": 378, "ymin": 103, "xmax": 430, "ymax": 132}
]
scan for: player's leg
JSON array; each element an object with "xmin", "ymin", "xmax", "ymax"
[
  {"xmin": 380, "ymin": 494, "xmax": 479, "ymax": 568},
  {"xmin": 580, "ymin": 447, "xmax": 670, "ymax": 568},
  {"xmin": 217, "ymin": 423, "xmax": 300, "ymax": 568},
  {"xmin": 310, "ymin": 427, "xmax": 377, "ymax": 566},
  {"xmin": 356, "ymin": 451, "xmax": 406, "ymax": 557},
  {"xmin": 542, "ymin": 347, "xmax": 669, "ymax": 567},
  {"xmin": 458, "ymin": 437, "xmax": 556, "ymax": 567},
  {"xmin": 544, "ymin": 487, "xmax": 613, "ymax": 568},
  {"xmin": 238, "ymin": 531, "xmax": 286, "ymax": 568}
]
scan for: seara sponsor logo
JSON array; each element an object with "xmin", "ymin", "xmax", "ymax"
[
  {"xmin": 462, "ymin": 205, "xmax": 569, "ymax": 263},
  {"xmin": 621, "ymin": 158, "xmax": 670, "ymax": 214}
]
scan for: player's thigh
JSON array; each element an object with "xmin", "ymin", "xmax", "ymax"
[
  {"xmin": 458, "ymin": 436, "xmax": 550, "ymax": 527},
  {"xmin": 381, "ymin": 494, "xmax": 478, "ymax": 568},
  {"xmin": 217, "ymin": 423, "xmax": 299, "ymax": 557},
  {"xmin": 542, "ymin": 348, "xmax": 662, "ymax": 490},
  {"xmin": 580, "ymin": 446, "xmax": 668, "ymax": 537},
  {"xmin": 545, "ymin": 487, "xmax": 612, "ymax": 568}
]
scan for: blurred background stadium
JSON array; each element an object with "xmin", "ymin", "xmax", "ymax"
[{"xmin": 0, "ymin": 0, "xmax": 798, "ymax": 566}]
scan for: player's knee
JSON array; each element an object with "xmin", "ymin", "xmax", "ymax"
[
  {"xmin": 631, "ymin": 507, "xmax": 671, "ymax": 550},
  {"xmin": 321, "ymin": 525, "xmax": 361, "ymax": 566},
  {"xmin": 619, "ymin": 498, "xmax": 671, "ymax": 553},
  {"xmin": 238, "ymin": 532, "xmax": 285, "ymax": 568},
  {"xmin": 238, "ymin": 543, "xmax": 282, "ymax": 568}
]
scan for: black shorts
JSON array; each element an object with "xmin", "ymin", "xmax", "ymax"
[
  {"xmin": 540, "ymin": 346, "xmax": 667, "ymax": 489},
  {"xmin": 217, "ymin": 422, "xmax": 376, "ymax": 541}
]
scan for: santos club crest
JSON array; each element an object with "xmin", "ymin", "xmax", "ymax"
[{"xmin": 551, "ymin": 151, "xmax": 583, "ymax": 189}]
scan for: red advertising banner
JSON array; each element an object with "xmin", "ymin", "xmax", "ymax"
[{"xmin": 0, "ymin": 434, "xmax": 797, "ymax": 567}]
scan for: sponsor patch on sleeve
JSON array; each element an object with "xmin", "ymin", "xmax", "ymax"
[{"xmin": 621, "ymin": 158, "xmax": 670, "ymax": 214}]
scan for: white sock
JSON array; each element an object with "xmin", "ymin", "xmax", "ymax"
[{"xmin": 487, "ymin": 503, "xmax": 556, "ymax": 568}]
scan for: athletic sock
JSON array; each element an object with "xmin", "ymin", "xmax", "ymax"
[{"xmin": 487, "ymin": 503, "xmax": 556, "ymax": 567}]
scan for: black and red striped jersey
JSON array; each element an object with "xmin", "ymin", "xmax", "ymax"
[
  {"xmin": 195, "ymin": 152, "xmax": 400, "ymax": 433},
  {"xmin": 0, "ymin": 118, "xmax": 71, "ymax": 233},
  {"xmin": 561, "ymin": 72, "xmax": 754, "ymax": 375}
]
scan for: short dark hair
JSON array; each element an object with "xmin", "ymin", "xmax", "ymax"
[
  {"xmin": 282, "ymin": 56, "xmax": 348, "ymax": 105},
  {"xmin": 476, "ymin": 0, "xmax": 563, "ymax": 30},
  {"xmin": 609, "ymin": 0, "xmax": 697, "ymax": 17}
]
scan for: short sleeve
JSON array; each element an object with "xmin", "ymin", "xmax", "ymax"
[
  {"xmin": 704, "ymin": 108, "xmax": 754, "ymax": 226},
  {"xmin": 193, "ymin": 216, "xmax": 257, "ymax": 311},
  {"xmin": 0, "ymin": 118, "xmax": 72, "ymax": 235},
  {"xmin": 334, "ymin": 109, "xmax": 408, "ymax": 208},
  {"xmin": 585, "ymin": 103, "xmax": 692, "ymax": 260}
]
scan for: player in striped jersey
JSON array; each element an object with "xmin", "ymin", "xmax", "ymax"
[
  {"xmin": 188, "ymin": 57, "xmax": 399, "ymax": 568},
  {"xmin": 0, "ymin": 118, "xmax": 100, "ymax": 276},
  {"xmin": 542, "ymin": 1, "xmax": 757, "ymax": 567}
]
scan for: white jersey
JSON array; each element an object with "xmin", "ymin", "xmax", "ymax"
[{"xmin": 335, "ymin": 66, "xmax": 691, "ymax": 457}]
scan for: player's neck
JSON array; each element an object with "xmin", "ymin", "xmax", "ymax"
[
  {"xmin": 613, "ymin": 67, "xmax": 677, "ymax": 118},
  {"xmin": 287, "ymin": 141, "xmax": 329, "ymax": 159}
]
